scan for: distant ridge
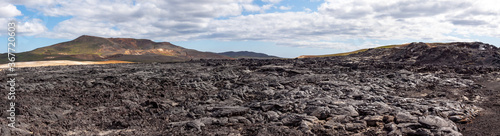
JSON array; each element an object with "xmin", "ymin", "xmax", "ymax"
[
  {"xmin": 297, "ymin": 44, "xmax": 408, "ymax": 58},
  {"xmin": 0, "ymin": 35, "xmax": 232, "ymax": 63},
  {"xmin": 218, "ymin": 51, "xmax": 279, "ymax": 59},
  {"xmin": 298, "ymin": 42, "xmax": 500, "ymax": 66}
]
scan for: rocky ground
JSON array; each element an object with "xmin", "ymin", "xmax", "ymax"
[{"xmin": 1, "ymin": 42, "xmax": 499, "ymax": 135}]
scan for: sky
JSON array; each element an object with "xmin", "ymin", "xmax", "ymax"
[{"xmin": 1, "ymin": 0, "xmax": 500, "ymax": 58}]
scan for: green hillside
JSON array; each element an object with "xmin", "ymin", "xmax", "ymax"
[{"xmin": 298, "ymin": 43, "xmax": 409, "ymax": 58}]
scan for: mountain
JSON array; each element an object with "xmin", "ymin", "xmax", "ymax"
[
  {"xmin": 0, "ymin": 35, "xmax": 232, "ymax": 63},
  {"xmin": 298, "ymin": 42, "xmax": 500, "ymax": 66},
  {"xmin": 217, "ymin": 51, "xmax": 279, "ymax": 59}
]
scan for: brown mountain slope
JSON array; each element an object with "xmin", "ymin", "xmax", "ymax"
[{"xmin": 0, "ymin": 35, "xmax": 232, "ymax": 63}]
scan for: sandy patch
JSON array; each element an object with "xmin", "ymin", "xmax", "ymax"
[{"xmin": 0, "ymin": 60, "xmax": 133, "ymax": 69}]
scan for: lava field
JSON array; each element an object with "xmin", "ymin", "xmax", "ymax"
[{"xmin": 1, "ymin": 42, "xmax": 500, "ymax": 135}]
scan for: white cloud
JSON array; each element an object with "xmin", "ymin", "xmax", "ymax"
[
  {"xmin": 279, "ymin": 6, "xmax": 292, "ymax": 10},
  {"xmin": 0, "ymin": 3, "xmax": 22, "ymax": 18},
  {"xmin": 10, "ymin": 0, "xmax": 500, "ymax": 48},
  {"xmin": 243, "ymin": 3, "xmax": 274, "ymax": 13},
  {"xmin": 15, "ymin": 0, "xmax": 253, "ymax": 40},
  {"xmin": 260, "ymin": 4, "xmax": 274, "ymax": 13},
  {"xmin": 276, "ymin": 41, "xmax": 379, "ymax": 51},
  {"xmin": 243, "ymin": 4, "xmax": 262, "ymax": 12},
  {"xmin": 304, "ymin": 8, "xmax": 312, "ymax": 12},
  {"xmin": 0, "ymin": 18, "xmax": 12, "ymax": 36},
  {"xmin": 17, "ymin": 18, "xmax": 48, "ymax": 36},
  {"xmin": 0, "ymin": 4, "xmax": 47, "ymax": 36},
  {"xmin": 0, "ymin": 18, "xmax": 48, "ymax": 37},
  {"xmin": 262, "ymin": 0, "xmax": 282, "ymax": 4},
  {"xmin": 204, "ymin": 0, "xmax": 500, "ymax": 45}
]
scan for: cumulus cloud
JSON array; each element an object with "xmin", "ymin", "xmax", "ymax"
[
  {"xmin": 17, "ymin": 18, "xmax": 48, "ymax": 36},
  {"xmin": 276, "ymin": 41, "xmax": 379, "ymax": 51},
  {"xmin": 0, "ymin": 3, "xmax": 48, "ymax": 36},
  {"xmin": 243, "ymin": 4, "xmax": 262, "ymax": 12},
  {"xmin": 243, "ymin": 3, "xmax": 274, "ymax": 13},
  {"xmin": 0, "ymin": 3, "xmax": 22, "ymax": 18},
  {"xmin": 14, "ymin": 0, "xmax": 254, "ymax": 40},
  {"xmin": 279, "ymin": 6, "xmax": 292, "ymax": 10},
  {"xmin": 262, "ymin": 0, "xmax": 282, "ymax": 4},
  {"xmin": 10, "ymin": 0, "xmax": 500, "ymax": 48}
]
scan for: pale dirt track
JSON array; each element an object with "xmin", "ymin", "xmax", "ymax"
[{"xmin": 0, "ymin": 60, "xmax": 133, "ymax": 70}]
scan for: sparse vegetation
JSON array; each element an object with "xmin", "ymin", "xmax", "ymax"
[
  {"xmin": 0, "ymin": 35, "xmax": 231, "ymax": 64},
  {"xmin": 296, "ymin": 42, "xmax": 486, "ymax": 58}
]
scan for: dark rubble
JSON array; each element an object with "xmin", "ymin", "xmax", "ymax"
[{"xmin": 1, "ymin": 42, "xmax": 500, "ymax": 135}]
